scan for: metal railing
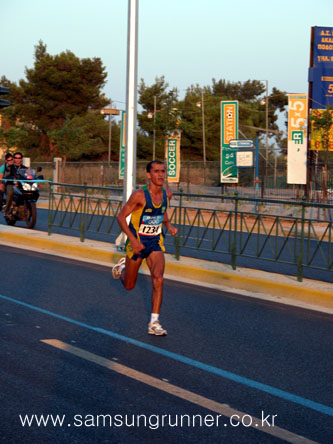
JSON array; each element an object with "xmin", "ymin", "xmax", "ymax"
[
  {"xmin": 47, "ymin": 183, "xmax": 333, "ymax": 282},
  {"xmin": 167, "ymin": 192, "xmax": 332, "ymax": 282},
  {"xmin": 48, "ymin": 182, "xmax": 123, "ymax": 242}
]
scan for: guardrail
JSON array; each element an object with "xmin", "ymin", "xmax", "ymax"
[
  {"xmin": 47, "ymin": 182, "xmax": 123, "ymax": 242},
  {"xmin": 47, "ymin": 182, "xmax": 333, "ymax": 282}
]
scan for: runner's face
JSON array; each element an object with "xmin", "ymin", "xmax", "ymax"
[{"xmin": 147, "ymin": 164, "xmax": 165, "ymax": 186}]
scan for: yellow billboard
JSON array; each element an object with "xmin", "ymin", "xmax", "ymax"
[{"xmin": 310, "ymin": 109, "xmax": 333, "ymax": 151}]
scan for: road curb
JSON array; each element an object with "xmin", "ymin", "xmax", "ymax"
[
  {"xmin": 0, "ymin": 229, "xmax": 119, "ymax": 264},
  {"xmin": 0, "ymin": 226, "xmax": 332, "ymax": 312},
  {"xmin": 163, "ymin": 258, "xmax": 333, "ymax": 309}
]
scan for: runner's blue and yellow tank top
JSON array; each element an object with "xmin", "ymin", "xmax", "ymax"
[{"xmin": 126, "ymin": 185, "xmax": 168, "ymax": 260}]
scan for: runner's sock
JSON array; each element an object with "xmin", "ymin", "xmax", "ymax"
[{"xmin": 150, "ymin": 313, "xmax": 159, "ymax": 324}]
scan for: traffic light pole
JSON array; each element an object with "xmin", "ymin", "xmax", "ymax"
[{"xmin": 0, "ymin": 86, "xmax": 11, "ymax": 109}]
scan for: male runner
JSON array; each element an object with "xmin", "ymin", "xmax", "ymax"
[{"xmin": 112, "ymin": 160, "xmax": 177, "ymax": 336}]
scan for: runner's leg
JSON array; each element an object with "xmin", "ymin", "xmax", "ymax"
[
  {"xmin": 121, "ymin": 256, "xmax": 143, "ymax": 290},
  {"xmin": 146, "ymin": 251, "xmax": 165, "ymax": 314}
]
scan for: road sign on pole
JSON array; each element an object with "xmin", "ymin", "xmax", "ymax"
[{"xmin": 229, "ymin": 139, "xmax": 254, "ymax": 149}]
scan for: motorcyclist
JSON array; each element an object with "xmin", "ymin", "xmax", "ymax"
[
  {"xmin": 0, "ymin": 153, "xmax": 15, "ymax": 213},
  {"xmin": 4, "ymin": 152, "xmax": 28, "ymax": 216}
]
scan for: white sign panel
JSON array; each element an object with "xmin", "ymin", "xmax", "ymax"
[
  {"xmin": 287, "ymin": 94, "xmax": 308, "ymax": 184},
  {"xmin": 236, "ymin": 151, "xmax": 253, "ymax": 167},
  {"xmin": 229, "ymin": 139, "xmax": 254, "ymax": 149}
]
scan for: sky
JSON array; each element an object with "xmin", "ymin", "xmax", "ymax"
[{"xmin": 1, "ymin": 0, "xmax": 333, "ymax": 114}]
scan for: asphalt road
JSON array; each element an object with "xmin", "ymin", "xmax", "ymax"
[
  {"xmin": 0, "ymin": 245, "xmax": 332, "ymax": 443},
  {"xmin": 1, "ymin": 208, "xmax": 332, "ymax": 283}
]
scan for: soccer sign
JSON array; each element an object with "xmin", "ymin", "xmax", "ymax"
[{"xmin": 165, "ymin": 134, "xmax": 181, "ymax": 183}]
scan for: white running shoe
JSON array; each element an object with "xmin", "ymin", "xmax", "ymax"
[
  {"xmin": 148, "ymin": 321, "xmax": 167, "ymax": 336},
  {"xmin": 112, "ymin": 257, "xmax": 126, "ymax": 279}
]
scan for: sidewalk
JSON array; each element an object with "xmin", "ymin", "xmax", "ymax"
[{"xmin": 0, "ymin": 225, "xmax": 332, "ymax": 314}]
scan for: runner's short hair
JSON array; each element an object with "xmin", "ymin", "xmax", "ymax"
[
  {"xmin": 5, "ymin": 153, "xmax": 13, "ymax": 160},
  {"xmin": 146, "ymin": 160, "xmax": 165, "ymax": 173}
]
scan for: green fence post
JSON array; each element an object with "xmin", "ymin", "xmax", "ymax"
[
  {"xmin": 231, "ymin": 192, "xmax": 239, "ymax": 270},
  {"xmin": 80, "ymin": 182, "xmax": 88, "ymax": 242},
  {"xmin": 175, "ymin": 188, "xmax": 183, "ymax": 260},
  {"xmin": 48, "ymin": 182, "xmax": 53, "ymax": 236},
  {"xmin": 297, "ymin": 196, "xmax": 306, "ymax": 282}
]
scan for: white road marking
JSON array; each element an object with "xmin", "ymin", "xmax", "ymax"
[{"xmin": 41, "ymin": 339, "xmax": 319, "ymax": 444}]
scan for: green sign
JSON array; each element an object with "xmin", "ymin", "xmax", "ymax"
[
  {"xmin": 119, "ymin": 111, "xmax": 126, "ymax": 180},
  {"xmin": 165, "ymin": 136, "xmax": 180, "ymax": 182},
  {"xmin": 221, "ymin": 101, "xmax": 238, "ymax": 149},
  {"xmin": 291, "ymin": 130, "xmax": 303, "ymax": 144},
  {"xmin": 221, "ymin": 148, "xmax": 238, "ymax": 183}
]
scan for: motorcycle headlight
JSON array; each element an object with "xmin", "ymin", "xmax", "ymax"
[
  {"xmin": 31, "ymin": 183, "xmax": 38, "ymax": 191},
  {"xmin": 23, "ymin": 183, "xmax": 31, "ymax": 191}
]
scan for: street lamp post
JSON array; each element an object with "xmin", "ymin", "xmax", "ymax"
[
  {"xmin": 259, "ymin": 86, "xmax": 290, "ymax": 194},
  {"xmin": 108, "ymin": 99, "xmax": 112, "ymax": 164},
  {"xmin": 124, "ymin": 0, "xmax": 139, "ymax": 205},
  {"xmin": 100, "ymin": 103, "xmax": 120, "ymax": 165},
  {"xmin": 259, "ymin": 80, "xmax": 269, "ymax": 195},
  {"xmin": 201, "ymin": 88, "xmax": 206, "ymax": 184},
  {"xmin": 149, "ymin": 97, "xmax": 181, "ymax": 161},
  {"xmin": 265, "ymin": 80, "xmax": 269, "ymax": 170},
  {"xmin": 153, "ymin": 95, "xmax": 156, "ymax": 160},
  {"xmin": 148, "ymin": 95, "xmax": 157, "ymax": 160},
  {"xmin": 196, "ymin": 90, "xmax": 207, "ymax": 185}
]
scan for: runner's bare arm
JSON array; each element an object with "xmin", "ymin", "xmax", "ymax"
[
  {"xmin": 163, "ymin": 187, "xmax": 177, "ymax": 234},
  {"xmin": 163, "ymin": 209, "xmax": 178, "ymax": 237},
  {"xmin": 117, "ymin": 190, "xmax": 146, "ymax": 252},
  {"xmin": 166, "ymin": 188, "xmax": 173, "ymax": 201}
]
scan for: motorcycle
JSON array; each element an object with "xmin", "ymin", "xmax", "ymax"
[{"xmin": 3, "ymin": 167, "xmax": 43, "ymax": 229}]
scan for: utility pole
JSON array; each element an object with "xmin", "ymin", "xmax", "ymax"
[
  {"xmin": 201, "ymin": 88, "xmax": 206, "ymax": 184},
  {"xmin": 108, "ymin": 99, "xmax": 112, "ymax": 164},
  {"xmin": 116, "ymin": 0, "xmax": 138, "ymax": 249},
  {"xmin": 153, "ymin": 94, "xmax": 156, "ymax": 160},
  {"xmin": 100, "ymin": 105, "xmax": 120, "ymax": 165},
  {"xmin": 123, "ymin": 0, "xmax": 138, "ymax": 204},
  {"xmin": 265, "ymin": 80, "xmax": 269, "ymax": 171}
]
